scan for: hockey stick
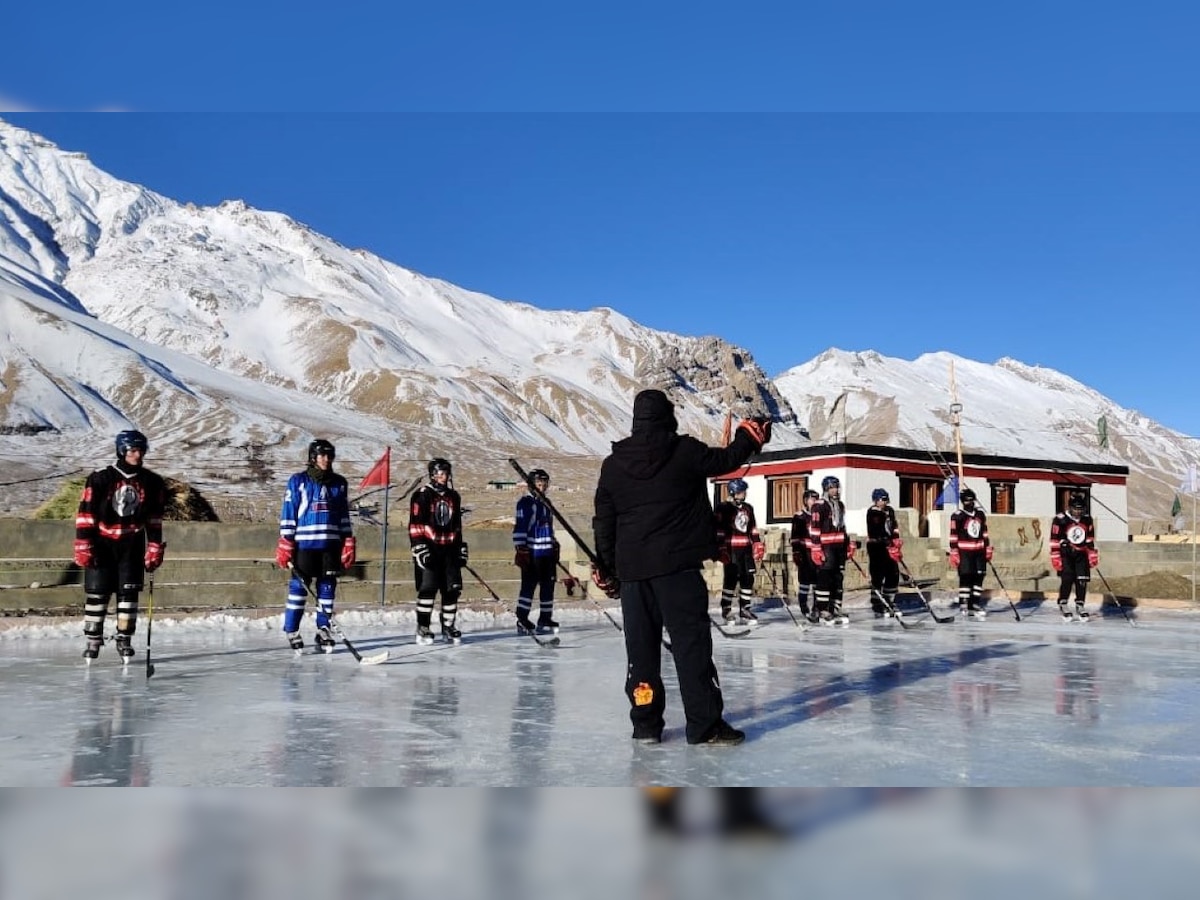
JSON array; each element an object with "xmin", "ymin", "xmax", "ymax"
[
  {"xmin": 463, "ymin": 562, "xmax": 560, "ymax": 648},
  {"xmin": 777, "ymin": 591, "xmax": 809, "ymax": 631},
  {"xmin": 848, "ymin": 555, "xmax": 920, "ymax": 629},
  {"xmin": 986, "ymin": 562, "xmax": 1023, "ymax": 622},
  {"xmin": 556, "ymin": 558, "xmax": 623, "ymax": 633},
  {"xmin": 289, "ymin": 565, "xmax": 389, "ymax": 664},
  {"xmin": 145, "ymin": 573, "xmax": 156, "ymax": 679},
  {"xmin": 1093, "ymin": 567, "xmax": 1136, "ymax": 626},
  {"xmin": 898, "ymin": 559, "xmax": 956, "ymax": 624}
]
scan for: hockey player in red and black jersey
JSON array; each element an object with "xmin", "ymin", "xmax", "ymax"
[
  {"xmin": 74, "ymin": 430, "xmax": 167, "ymax": 662},
  {"xmin": 807, "ymin": 476, "xmax": 855, "ymax": 625},
  {"xmin": 714, "ymin": 478, "xmax": 763, "ymax": 626},
  {"xmin": 1049, "ymin": 493, "xmax": 1098, "ymax": 622},
  {"xmin": 789, "ymin": 489, "xmax": 820, "ymax": 619},
  {"xmin": 865, "ymin": 488, "xmax": 904, "ymax": 618},
  {"xmin": 948, "ymin": 487, "xmax": 992, "ymax": 619},
  {"xmin": 275, "ymin": 439, "xmax": 356, "ymax": 653},
  {"xmin": 409, "ymin": 458, "xmax": 468, "ymax": 644}
]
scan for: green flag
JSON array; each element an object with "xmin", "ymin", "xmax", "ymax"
[
  {"xmin": 1097, "ymin": 415, "xmax": 1109, "ymax": 449},
  {"xmin": 1171, "ymin": 494, "xmax": 1182, "ymax": 517}
]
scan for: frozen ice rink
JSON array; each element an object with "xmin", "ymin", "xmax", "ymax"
[{"xmin": 4, "ymin": 596, "xmax": 1199, "ymax": 787}]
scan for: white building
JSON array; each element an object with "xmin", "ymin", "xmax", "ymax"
[{"xmin": 711, "ymin": 442, "xmax": 1129, "ymax": 544}]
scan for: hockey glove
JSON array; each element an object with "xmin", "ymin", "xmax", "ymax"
[
  {"xmin": 752, "ymin": 541, "xmax": 765, "ymax": 562},
  {"xmin": 948, "ymin": 550, "xmax": 960, "ymax": 569},
  {"xmin": 514, "ymin": 547, "xmax": 532, "ymax": 569},
  {"xmin": 275, "ymin": 536, "xmax": 296, "ymax": 569},
  {"xmin": 412, "ymin": 543, "xmax": 431, "ymax": 568},
  {"xmin": 341, "ymin": 536, "xmax": 357, "ymax": 569},
  {"xmin": 887, "ymin": 539, "xmax": 903, "ymax": 562},
  {"xmin": 73, "ymin": 539, "xmax": 94, "ymax": 569},
  {"xmin": 591, "ymin": 565, "xmax": 621, "ymax": 599},
  {"xmin": 810, "ymin": 547, "xmax": 826, "ymax": 568},
  {"xmin": 1051, "ymin": 555, "xmax": 1063, "ymax": 572},
  {"xmin": 459, "ymin": 542, "xmax": 469, "ymax": 564},
  {"xmin": 144, "ymin": 541, "xmax": 166, "ymax": 572},
  {"xmin": 736, "ymin": 417, "xmax": 772, "ymax": 451},
  {"xmin": 1087, "ymin": 549, "xmax": 1099, "ymax": 568},
  {"xmin": 985, "ymin": 545, "xmax": 994, "ymax": 562},
  {"xmin": 846, "ymin": 540, "xmax": 856, "ymax": 560}
]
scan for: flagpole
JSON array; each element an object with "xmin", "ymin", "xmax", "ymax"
[{"xmin": 380, "ymin": 482, "xmax": 389, "ymax": 608}]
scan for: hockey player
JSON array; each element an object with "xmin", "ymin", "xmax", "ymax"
[
  {"xmin": 1049, "ymin": 493, "xmax": 1098, "ymax": 621},
  {"xmin": 275, "ymin": 439, "xmax": 356, "ymax": 653},
  {"xmin": 513, "ymin": 468, "xmax": 560, "ymax": 635},
  {"xmin": 74, "ymin": 429, "xmax": 168, "ymax": 662},
  {"xmin": 807, "ymin": 476, "xmax": 855, "ymax": 625},
  {"xmin": 948, "ymin": 487, "xmax": 992, "ymax": 619},
  {"xmin": 713, "ymin": 478, "xmax": 764, "ymax": 626},
  {"xmin": 408, "ymin": 458, "xmax": 468, "ymax": 644},
  {"xmin": 789, "ymin": 489, "xmax": 820, "ymax": 618},
  {"xmin": 865, "ymin": 488, "xmax": 904, "ymax": 618}
]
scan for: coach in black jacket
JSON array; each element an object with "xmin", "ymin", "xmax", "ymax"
[{"xmin": 592, "ymin": 389, "xmax": 770, "ymax": 745}]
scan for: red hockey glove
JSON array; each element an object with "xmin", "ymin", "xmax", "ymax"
[
  {"xmin": 1087, "ymin": 549, "xmax": 1099, "ymax": 568},
  {"xmin": 411, "ymin": 543, "xmax": 430, "ymax": 568},
  {"xmin": 887, "ymin": 539, "xmax": 903, "ymax": 562},
  {"xmin": 736, "ymin": 417, "xmax": 772, "ymax": 450},
  {"xmin": 144, "ymin": 541, "xmax": 165, "ymax": 572},
  {"xmin": 341, "ymin": 536, "xmax": 357, "ymax": 569},
  {"xmin": 948, "ymin": 550, "xmax": 960, "ymax": 569},
  {"xmin": 73, "ymin": 539, "xmax": 94, "ymax": 569},
  {"xmin": 591, "ymin": 566, "xmax": 621, "ymax": 599},
  {"xmin": 514, "ymin": 547, "xmax": 532, "ymax": 569},
  {"xmin": 459, "ymin": 542, "xmax": 469, "ymax": 564},
  {"xmin": 275, "ymin": 536, "xmax": 296, "ymax": 569},
  {"xmin": 752, "ymin": 542, "xmax": 765, "ymax": 562},
  {"xmin": 846, "ymin": 541, "xmax": 856, "ymax": 560},
  {"xmin": 985, "ymin": 545, "xmax": 994, "ymax": 562},
  {"xmin": 810, "ymin": 547, "xmax": 826, "ymax": 568},
  {"xmin": 1051, "ymin": 555, "xmax": 1063, "ymax": 572}
]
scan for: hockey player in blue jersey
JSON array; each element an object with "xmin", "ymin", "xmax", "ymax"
[
  {"xmin": 275, "ymin": 439, "xmax": 356, "ymax": 653},
  {"xmin": 512, "ymin": 468, "xmax": 561, "ymax": 635}
]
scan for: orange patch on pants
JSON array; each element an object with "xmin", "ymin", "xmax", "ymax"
[{"xmin": 633, "ymin": 682, "xmax": 654, "ymax": 706}]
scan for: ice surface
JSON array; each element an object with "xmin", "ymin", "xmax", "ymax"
[{"xmin": 3, "ymin": 597, "xmax": 1200, "ymax": 787}]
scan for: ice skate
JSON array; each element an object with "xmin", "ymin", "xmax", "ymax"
[
  {"xmin": 416, "ymin": 624, "xmax": 435, "ymax": 645},
  {"xmin": 441, "ymin": 623, "xmax": 463, "ymax": 644},
  {"xmin": 1075, "ymin": 605, "xmax": 1090, "ymax": 622},
  {"xmin": 721, "ymin": 607, "xmax": 737, "ymax": 626},
  {"xmin": 82, "ymin": 637, "xmax": 102, "ymax": 662},
  {"xmin": 696, "ymin": 720, "xmax": 746, "ymax": 746},
  {"xmin": 115, "ymin": 634, "xmax": 134, "ymax": 663},
  {"xmin": 286, "ymin": 631, "xmax": 304, "ymax": 653},
  {"xmin": 535, "ymin": 616, "xmax": 559, "ymax": 635},
  {"xmin": 515, "ymin": 615, "xmax": 536, "ymax": 636},
  {"xmin": 315, "ymin": 626, "xmax": 337, "ymax": 654},
  {"xmin": 1059, "ymin": 603, "xmax": 1075, "ymax": 623},
  {"xmin": 967, "ymin": 606, "xmax": 987, "ymax": 620},
  {"xmin": 738, "ymin": 607, "xmax": 759, "ymax": 627}
]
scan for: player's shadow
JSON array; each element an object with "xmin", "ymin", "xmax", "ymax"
[{"xmin": 729, "ymin": 641, "xmax": 1047, "ymax": 739}]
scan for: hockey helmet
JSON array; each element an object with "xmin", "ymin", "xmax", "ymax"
[
  {"xmin": 527, "ymin": 468, "xmax": 550, "ymax": 486},
  {"xmin": 960, "ymin": 487, "xmax": 977, "ymax": 504},
  {"xmin": 428, "ymin": 457, "xmax": 453, "ymax": 478},
  {"xmin": 728, "ymin": 478, "xmax": 749, "ymax": 496},
  {"xmin": 803, "ymin": 489, "xmax": 820, "ymax": 502},
  {"xmin": 307, "ymin": 439, "xmax": 336, "ymax": 464},
  {"xmin": 821, "ymin": 475, "xmax": 840, "ymax": 492},
  {"xmin": 1068, "ymin": 493, "xmax": 1086, "ymax": 510},
  {"xmin": 115, "ymin": 429, "xmax": 149, "ymax": 458},
  {"xmin": 872, "ymin": 488, "xmax": 890, "ymax": 503}
]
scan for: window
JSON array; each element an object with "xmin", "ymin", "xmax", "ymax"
[
  {"xmin": 768, "ymin": 476, "xmax": 809, "ymax": 521},
  {"xmin": 990, "ymin": 482, "xmax": 1016, "ymax": 514},
  {"xmin": 899, "ymin": 477, "xmax": 942, "ymax": 538}
]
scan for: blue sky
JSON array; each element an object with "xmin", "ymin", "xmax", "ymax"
[{"xmin": 5, "ymin": 113, "xmax": 1199, "ymax": 437}]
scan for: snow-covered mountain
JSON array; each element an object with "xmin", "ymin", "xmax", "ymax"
[
  {"xmin": 0, "ymin": 118, "xmax": 799, "ymax": 516},
  {"xmin": 776, "ymin": 348, "xmax": 1196, "ymax": 524}
]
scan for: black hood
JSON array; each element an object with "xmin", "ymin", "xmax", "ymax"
[{"xmin": 631, "ymin": 389, "xmax": 678, "ymax": 434}]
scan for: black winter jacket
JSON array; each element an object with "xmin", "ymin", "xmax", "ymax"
[{"xmin": 592, "ymin": 427, "xmax": 760, "ymax": 582}]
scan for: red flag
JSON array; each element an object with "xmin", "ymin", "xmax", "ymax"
[{"xmin": 359, "ymin": 447, "xmax": 391, "ymax": 489}]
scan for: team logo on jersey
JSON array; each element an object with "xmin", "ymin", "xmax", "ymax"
[
  {"xmin": 965, "ymin": 519, "xmax": 983, "ymax": 539},
  {"xmin": 1066, "ymin": 524, "xmax": 1087, "ymax": 545},
  {"xmin": 110, "ymin": 483, "xmax": 142, "ymax": 518},
  {"xmin": 433, "ymin": 497, "xmax": 456, "ymax": 528},
  {"xmin": 734, "ymin": 509, "xmax": 751, "ymax": 533}
]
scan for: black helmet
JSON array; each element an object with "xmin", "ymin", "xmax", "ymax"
[
  {"xmin": 115, "ymin": 429, "xmax": 149, "ymax": 458},
  {"xmin": 428, "ymin": 458, "xmax": 452, "ymax": 478},
  {"xmin": 308, "ymin": 439, "xmax": 335, "ymax": 464},
  {"xmin": 527, "ymin": 468, "xmax": 550, "ymax": 487},
  {"xmin": 1068, "ymin": 493, "xmax": 1086, "ymax": 510},
  {"xmin": 960, "ymin": 488, "xmax": 977, "ymax": 504},
  {"xmin": 821, "ymin": 475, "xmax": 840, "ymax": 492},
  {"xmin": 803, "ymin": 489, "xmax": 820, "ymax": 501}
]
